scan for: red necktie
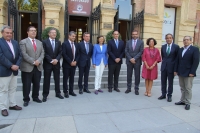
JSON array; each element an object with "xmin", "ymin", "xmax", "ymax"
[{"xmin": 32, "ymin": 39, "xmax": 37, "ymax": 51}]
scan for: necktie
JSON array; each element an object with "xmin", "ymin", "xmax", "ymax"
[
  {"xmin": 32, "ymin": 39, "xmax": 37, "ymax": 51},
  {"xmin": 133, "ymin": 40, "xmax": 136, "ymax": 51},
  {"xmin": 71, "ymin": 42, "xmax": 75, "ymax": 60},
  {"xmin": 116, "ymin": 40, "xmax": 118, "ymax": 49},
  {"xmin": 86, "ymin": 43, "xmax": 89, "ymax": 54},
  {"xmin": 167, "ymin": 45, "xmax": 170, "ymax": 56},
  {"xmin": 52, "ymin": 40, "xmax": 55, "ymax": 52}
]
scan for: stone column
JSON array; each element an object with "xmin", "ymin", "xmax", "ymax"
[
  {"xmin": 142, "ymin": 0, "xmax": 164, "ymax": 49},
  {"xmin": 100, "ymin": 0, "xmax": 117, "ymax": 41},
  {"xmin": 43, "ymin": 0, "xmax": 62, "ymax": 29},
  {"xmin": 174, "ymin": 0, "xmax": 197, "ymax": 46},
  {"xmin": 0, "ymin": 0, "xmax": 7, "ymax": 38}
]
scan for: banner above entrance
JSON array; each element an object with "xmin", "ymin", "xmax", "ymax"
[{"xmin": 68, "ymin": 0, "xmax": 91, "ymax": 16}]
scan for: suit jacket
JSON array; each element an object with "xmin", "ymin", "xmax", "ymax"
[
  {"xmin": 0, "ymin": 37, "xmax": 22, "ymax": 77},
  {"xmin": 107, "ymin": 39, "xmax": 125, "ymax": 65},
  {"xmin": 62, "ymin": 40, "xmax": 80, "ymax": 69},
  {"xmin": 92, "ymin": 44, "xmax": 108, "ymax": 66},
  {"xmin": 19, "ymin": 38, "xmax": 44, "ymax": 72},
  {"xmin": 78, "ymin": 41, "xmax": 93, "ymax": 67},
  {"xmin": 42, "ymin": 38, "xmax": 62, "ymax": 70},
  {"xmin": 161, "ymin": 43, "xmax": 179, "ymax": 73},
  {"xmin": 125, "ymin": 39, "xmax": 144, "ymax": 65},
  {"xmin": 175, "ymin": 45, "xmax": 199, "ymax": 77}
]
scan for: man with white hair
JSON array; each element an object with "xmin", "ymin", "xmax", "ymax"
[{"xmin": 0, "ymin": 25, "xmax": 22, "ymax": 116}]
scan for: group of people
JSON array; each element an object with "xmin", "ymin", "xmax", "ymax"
[{"xmin": 0, "ymin": 25, "xmax": 199, "ymax": 117}]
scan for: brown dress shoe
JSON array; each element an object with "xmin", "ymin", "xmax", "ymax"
[
  {"xmin": 9, "ymin": 105, "xmax": 22, "ymax": 110},
  {"xmin": 1, "ymin": 109, "xmax": 8, "ymax": 116}
]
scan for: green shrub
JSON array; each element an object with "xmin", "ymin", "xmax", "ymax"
[
  {"xmin": 106, "ymin": 30, "xmax": 122, "ymax": 43},
  {"xmin": 41, "ymin": 27, "xmax": 60, "ymax": 40}
]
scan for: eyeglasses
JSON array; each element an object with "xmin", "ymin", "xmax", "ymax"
[
  {"xmin": 29, "ymin": 30, "xmax": 37, "ymax": 32},
  {"xmin": 183, "ymin": 39, "xmax": 190, "ymax": 41}
]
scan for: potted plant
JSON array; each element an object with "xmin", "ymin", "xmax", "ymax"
[
  {"xmin": 41, "ymin": 27, "xmax": 60, "ymax": 40},
  {"xmin": 106, "ymin": 30, "xmax": 122, "ymax": 43}
]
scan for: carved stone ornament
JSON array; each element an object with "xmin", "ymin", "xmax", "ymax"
[{"xmin": 49, "ymin": 19, "xmax": 55, "ymax": 24}]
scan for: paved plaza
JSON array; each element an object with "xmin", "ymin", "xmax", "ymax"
[{"xmin": 0, "ymin": 83, "xmax": 200, "ymax": 133}]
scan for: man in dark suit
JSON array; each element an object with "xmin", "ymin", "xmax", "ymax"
[
  {"xmin": 107, "ymin": 31, "xmax": 125, "ymax": 92},
  {"xmin": 78, "ymin": 32, "xmax": 93, "ymax": 94},
  {"xmin": 175, "ymin": 36, "xmax": 199, "ymax": 110},
  {"xmin": 158, "ymin": 34, "xmax": 179, "ymax": 102},
  {"xmin": 62, "ymin": 31, "xmax": 80, "ymax": 98},
  {"xmin": 0, "ymin": 25, "xmax": 22, "ymax": 116},
  {"xmin": 19, "ymin": 26, "xmax": 44, "ymax": 107},
  {"xmin": 42, "ymin": 28, "xmax": 63, "ymax": 102},
  {"xmin": 125, "ymin": 30, "xmax": 144, "ymax": 95}
]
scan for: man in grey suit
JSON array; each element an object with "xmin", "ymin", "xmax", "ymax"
[
  {"xmin": 19, "ymin": 26, "xmax": 44, "ymax": 107},
  {"xmin": 125, "ymin": 30, "xmax": 144, "ymax": 95}
]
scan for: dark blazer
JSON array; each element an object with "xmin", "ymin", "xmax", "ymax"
[
  {"xmin": 161, "ymin": 43, "xmax": 179, "ymax": 73},
  {"xmin": 62, "ymin": 40, "xmax": 80, "ymax": 68},
  {"xmin": 0, "ymin": 37, "xmax": 22, "ymax": 77},
  {"xmin": 175, "ymin": 45, "xmax": 199, "ymax": 77},
  {"xmin": 78, "ymin": 41, "xmax": 93, "ymax": 67},
  {"xmin": 107, "ymin": 39, "xmax": 125, "ymax": 65},
  {"xmin": 125, "ymin": 39, "xmax": 144, "ymax": 65},
  {"xmin": 42, "ymin": 38, "xmax": 62, "ymax": 69}
]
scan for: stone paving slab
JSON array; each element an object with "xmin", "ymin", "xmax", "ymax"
[
  {"xmin": 0, "ymin": 83, "xmax": 200, "ymax": 133},
  {"xmin": 11, "ymin": 118, "xmax": 35, "ymax": 133},
  {"xmin": 34, "ymin": 116, "xmax": 77, "ymax": 133}
]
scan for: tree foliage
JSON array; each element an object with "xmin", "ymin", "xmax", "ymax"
[{"xmin": 18, "ymin": 0, "xmax": 38, "ymax": 12}]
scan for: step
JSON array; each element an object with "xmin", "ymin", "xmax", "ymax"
[{"xmin": 16, "ymin": 78, "xmax": 200, "ymax": 91}]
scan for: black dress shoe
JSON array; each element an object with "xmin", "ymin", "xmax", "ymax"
[
  {"xmin": 23, "ymin": 102, "xmax": 29, "ymax": 107},
  {"xmin": 175, "ymin": 101, "xmax": 185, "ymax": 105},
  {"xmin": 79, "ymin": 90, "xmax": 83, "ymax": 94},
  {"xmin": 108, "ymin": 89, "xmax": 112, "ymax": 93},
  {"xmin": 64, "ymin": 93, "xmax": 69, "ymax": 98},
  {"xmin": 1, "ymin": 109, "xmax": 8, "ymax": 116},
  {"xmin": 83, "ymin": 89, "xmax": 91, "ymax": 93},
  {"xmin": 69, "ymin": 92, "xmax": 77, "ymax": 96},
  {"xmin": 158, "ymin": 95, "xmax": 166, "ymax": 100},
  {"xmin": 135, "ymin": 90, "xmax": 139, "ymax": 95},
  {"xmin": 42, "ymin": 97, "xmax": 47, "ymax": 102},
  {"xmin": 167, "ymin": 97, "xmax": 172, "ymax": 102},
  {"xmin": 114, "ymin": 88, "xmax": 120, "ymax": 92},
  {"xmin": 56, "ymin": 94, "xmax": 64, "ymax": 99},
  {"xmin": 33, "ymin": 98, "xmax": 42, "ymax": 103},
  {"xmin": 125, "ymin": 89, "xmax": 131, "ymax": 93},
  {"xmin": 185, "ymin": 104, "xmax": 190, "ymax": 110}
]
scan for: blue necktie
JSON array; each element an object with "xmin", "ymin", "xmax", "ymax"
[
  {"xmin": 86, "ymin": 43, "xmax": 89, "ymax": 54},
  {"xmin": 116, "ymin": 40, "xmax": 118, "ymax": 49},
  {"xmin": 52, "ymin": 40, "xmax": 55, "ymax": 52}
]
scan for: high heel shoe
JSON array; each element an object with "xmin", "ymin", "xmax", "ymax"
[
  {"xmin": 144, "ymin": 92, "xmax": 148, "ymax": 96},
  {"xmin": 147, "ymin": 92, "xmax": 151, "ymax": 97}
]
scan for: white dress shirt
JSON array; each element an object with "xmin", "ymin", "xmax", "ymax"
[
  {"xmin": 28, "ymin": 37, "xmax": 37, "ymax": 47},
  {"xmin": 166, "ymin": 43, "xmax": 172, "ymax": 52},
  {"xmin": 182, "ymin": 44, "xmax": 191, "ymax": 57},
  {"xmin": 68, "ymin": 40, "xmax": 76, "ymax": 59}
]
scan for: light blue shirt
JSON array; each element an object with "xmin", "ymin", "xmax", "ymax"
[{"xmin": 182, "ymin": 44, "xmax": 191, "ymax": 57}]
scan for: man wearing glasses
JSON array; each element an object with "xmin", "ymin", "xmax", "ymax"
[
  {"xmin": 19, "ymin": 26, "xmax": 44, "ymax": 107},
  {"xmin": 174, "ymin": 36, "xmax": 199, "ymax": 110}
]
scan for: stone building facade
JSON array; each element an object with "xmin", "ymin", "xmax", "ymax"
[{"xmin": 0, "ymin": 0, "xmax": 199, "ymax": 49}]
